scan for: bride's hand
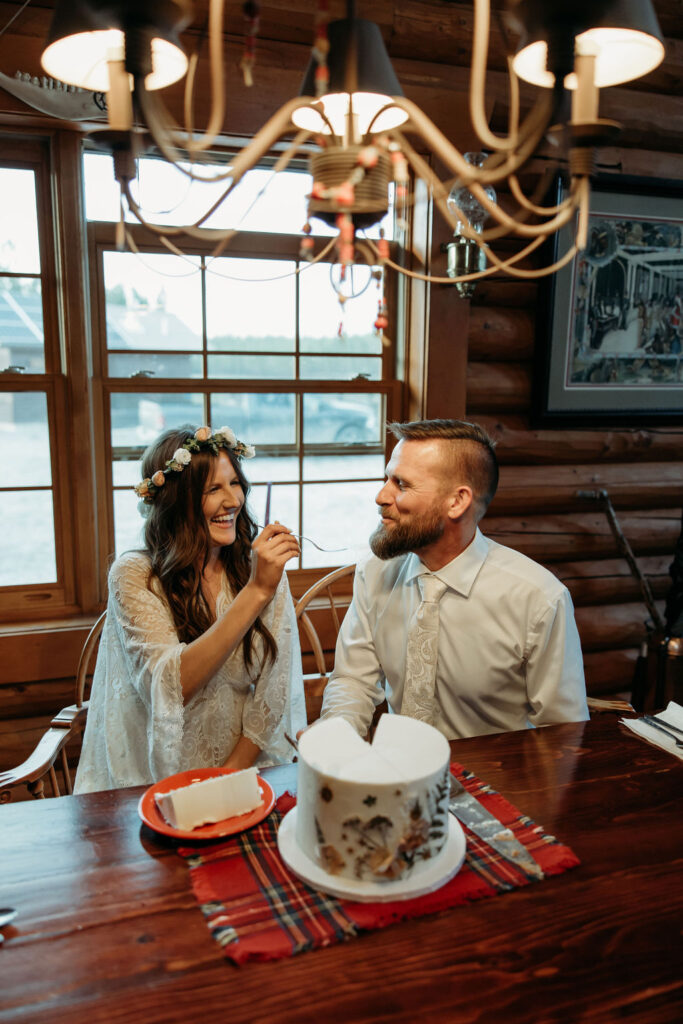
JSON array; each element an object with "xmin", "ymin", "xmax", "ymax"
[{"xmin": 250, "ymin": 521, "xmax": 300, "ymax": 597}]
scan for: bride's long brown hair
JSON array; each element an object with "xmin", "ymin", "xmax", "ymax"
[{"xmin": 140, "ymin": 426, "xmax": 276, "ymax": 672}]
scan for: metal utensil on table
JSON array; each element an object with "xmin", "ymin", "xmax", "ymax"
[
  {"xmin": 0, "ymin": 907, "xmax": 17, "ymax": 946},
  {"xmin": 449, "ymin": 776, "xmax": 544, "ymax": 880},
  {"xmin": 641, "ymin": 716, "xmax": 683, "ymax": 747},
  {"xmin": 257, "ymin": 525, "xmax": 347, "ymax": 553}
]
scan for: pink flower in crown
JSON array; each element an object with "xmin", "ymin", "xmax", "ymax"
[
  {"xmin": 194, "ymin": 426, "xmax": 212, "ymax": 442},
  {"xmin": 151, "ymin": 470, "xmax": 165, "ymax": 487},
  {"xmin": 135, "ymin": 479, "xmax": 151, "ymax": 497}
]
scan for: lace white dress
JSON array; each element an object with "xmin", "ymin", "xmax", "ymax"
[{"xmin": 74, "ymin": 550, "xmax": 306, "ymax": 793}]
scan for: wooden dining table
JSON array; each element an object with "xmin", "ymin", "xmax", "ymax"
[{"xmin": 1, "ymin": 714, "xmax": 681, "ymax": 1024}]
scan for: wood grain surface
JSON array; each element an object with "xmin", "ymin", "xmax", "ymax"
[{"xmin": 0, "ymin": 716, "xmax": 681, "ymax": 1024}]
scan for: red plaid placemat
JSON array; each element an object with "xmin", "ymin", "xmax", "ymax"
[{"xmin": 177, "ymin": 763, "xmax": 579, "ymax": 964}]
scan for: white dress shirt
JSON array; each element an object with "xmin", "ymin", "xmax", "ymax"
[{"xmin": 321, "ymin": 529, "xmax": 588, "ymax": 740}]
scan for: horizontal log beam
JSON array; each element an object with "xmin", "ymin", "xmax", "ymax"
[
  {"xmin": 484, "ymin": 509, "xmax": 681, "ymax": 561},
  {"xmin": 551, "ymin": 555, "xmax": 671, "ymax": 607},
  {"xmin": 468, "ymin": 307, "xmax": 534, "ymax": 361},
  {"xmin": 467, "ymin": 361, "xmax": 531, "ymax": 412},
  {"xmin": 490, "ymin": 462, "xmax": 683, "ymax": 515},
  {"xmin": 0, "ymin": 679, "xmax": 74, "ymax": 720},
  {"xmin": 470, "ymin": 281, "xmax": 537, "ymax": 310},
  {"xmin": 574, "ymin": 601, "xmax": 663, "ymax": 652},
  {"xmin": 583, "ymin": 648, "xmax": 639, "ymax": 697},
  {"xmin": 475, "ymin": 415, "xmax": 683, "ymax": 465}
]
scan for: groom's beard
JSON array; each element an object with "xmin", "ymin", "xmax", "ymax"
[{"xmin": 369, "ymin": 508, "xmax": 445, "ymax": 560}]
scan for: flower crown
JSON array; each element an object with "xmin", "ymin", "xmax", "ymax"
[{"xmin": 134, "ymin": 426, "xmax": 256, "ymax": 504}]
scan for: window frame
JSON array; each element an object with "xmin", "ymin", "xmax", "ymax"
[
  {"xmin": 0, "ymin": 139, "xmax": 80, "ymax": 619},
  {"xmin": 87, "ymin": 217, "xmax": 402, "ymax": 585}
]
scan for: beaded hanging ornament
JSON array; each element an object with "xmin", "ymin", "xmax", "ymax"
[{"xmin": 240, "ymin": 2, "xmax": 261, "ymax": 87}]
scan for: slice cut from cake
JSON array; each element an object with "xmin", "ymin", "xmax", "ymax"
[
  {"xmin": 295, "ymin": 716, "xmax": 451, "ymax": 882},
  {"xmin": 155, "ymin": 767, "xmax": 261, "ymax": 830}
]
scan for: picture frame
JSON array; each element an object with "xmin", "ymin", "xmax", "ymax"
[{"xmin": 532, "ymin": 174, "xmax": 683, "ymax": 427}]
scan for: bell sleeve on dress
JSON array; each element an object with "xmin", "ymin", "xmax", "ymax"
[
  {"xmin": 240, "ymin": 572, "xmax": 306, "ymax": 765},
  {"xmin": 107, "ymin": 551, "xmax": 187, "ymax": 782}
]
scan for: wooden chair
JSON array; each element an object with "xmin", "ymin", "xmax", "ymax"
[
  {"xmin": 0, "ymin": 611, "xmax": 106, "ymax": 802},
  {"xmin": 294, "ymin": 564, "xmax": 356, "ymax": 724},
  {"xmin": 586, "ymin": 697, "xmax": 634, "ymax": 714}
]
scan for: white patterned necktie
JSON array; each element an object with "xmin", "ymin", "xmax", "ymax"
[{"xmin": 401, "ymin": 573, "xmax": 448, "ymax": 723}]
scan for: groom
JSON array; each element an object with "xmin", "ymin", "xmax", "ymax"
[{"xmin": 320, "ymin": 418, "xmax": 588, "ymax": 739}]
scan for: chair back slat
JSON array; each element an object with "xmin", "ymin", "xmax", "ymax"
[
  {"xmin": 295, "ymin": 565, "xmax": 356, "ymax": 724},
  {"xmin": 76, "ymin": 611, "xmax": 107, "ymax": 707}
]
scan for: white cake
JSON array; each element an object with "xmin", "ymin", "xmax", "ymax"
[
  {"xmin": 155, "ymin": 768, "xmax": 261, "ymax": 830},
  {"xmin": 295, "ymin": 716, "xmax": 451, "ymax": 882}
]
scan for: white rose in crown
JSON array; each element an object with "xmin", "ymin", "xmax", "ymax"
[
  {"xmin": 215, "ymin": 426, "xmax": 237, "ymax": 446},
  {"xmin": 173, "ymin": 448, "xmax": 192, "ymax": 465},
  {"xmin": 242, "ymin": 444, "xmax": 256, "ymax": 459}
]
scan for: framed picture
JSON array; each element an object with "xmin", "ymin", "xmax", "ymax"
[{"xmin": 532, "ymin": 174, "xmax": 683, "ymax": 426}]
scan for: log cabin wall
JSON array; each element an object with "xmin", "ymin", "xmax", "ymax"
[
  {"xmin": 466, "ymin": 298, "xmax": 683, "ymax": 700},
  {"xmin": 0, "ymin": 1, "xmax": 682, "ymax": 793}
]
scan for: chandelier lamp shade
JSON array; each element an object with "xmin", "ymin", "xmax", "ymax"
[
  {"xmin": 291, "ymin": 16, "xmax": 409, "ymax": 141},
  {"xmin": 38, "ymin": 0, "xmax": 667, "ymax": 290},
  {"xmin": 41, "ymin": 0, "xmax": 191, "ymax": 93},
  {"xmin": 510, "ymin": 0, "xmax": 666, "ymax": 89}
]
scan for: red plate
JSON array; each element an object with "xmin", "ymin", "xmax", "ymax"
[{"xmin": 137, "ymin": 767, "xmax": 275, "ymax": 840}]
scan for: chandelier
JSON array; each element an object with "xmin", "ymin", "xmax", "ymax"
[{"xmin": 39, "ymin": 0, "xmax": 665, "ymax": 294}]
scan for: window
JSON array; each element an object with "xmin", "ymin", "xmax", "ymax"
[
  {"xmin": 85, "ymin": 152, "xmax": 402, "ymax": 573},
  {"xmin": 0, "ymin": 143, "xmax": 76, "ymax": 614},
  {"xmin": 0, "ymin": 135, "xmax": 404, "ymax": 621}
]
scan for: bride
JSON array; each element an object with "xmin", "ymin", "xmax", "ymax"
[{"xmin": 75, "ymin": 425, "xmax": 306, "ymax": 792}]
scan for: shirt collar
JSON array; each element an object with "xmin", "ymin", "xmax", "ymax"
[{"xmin": 404, "ymin": 528, "xmax": 490, "ymax": 598}]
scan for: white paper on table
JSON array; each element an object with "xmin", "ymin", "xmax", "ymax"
[{"xmin": 620, "ymin": 701, "xmax": 683, "ymax": 761}]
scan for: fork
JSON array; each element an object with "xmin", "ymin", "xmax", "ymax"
[
  {"xmin": 642, "ymin": 716, "xmax": 683, "ymax": 747},
  {"xmin": 257, "ymin": 525, "xmax": 348, "ymax": 553}
]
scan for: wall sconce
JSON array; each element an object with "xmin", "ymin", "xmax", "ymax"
[{"xmin": 446, "ymin": 152, "xmax": 497, "ymax": 298}]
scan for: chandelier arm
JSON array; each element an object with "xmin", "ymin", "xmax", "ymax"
[
  {"xmin": 505, "ymin": 55, "xmax": 521, "ymax": 148},
  {"xmin": 226, "ymin": 98, "xmax": 319, "ymax": 184},
  {"xmin": 123, "ymin": 182, "xmax": 247, "ymax": 242},
  {"xmin": 465, "ymin": 177, "xmax": 583, "ymax": 238},
  {"xmin": 394, "ymin": 132, "xmax": 577, "ymax": 244},
  {"xmin": 508, "ymin": 169, "xmax": 573, "ymax": 217},
  {"xmin": 207, "ymin": 236, "xmax": 338, "ymax": 274},
  {"xmin": 183, "ymin": 52, "xmax": 200, "ymax": 142},
  {"xmin": 364, "ymin": 175, "xmax": 589, "ymax": 282},
  {"xmin": 122, "ymin": 223, "xmax": 337, "ymax": 281},
  {"xmin": 183, "ymin": 0, "xmax": 227, "ymax": 156},
  {"xmin": 469, "ymin": 0, "xmax": 519, "ymax": 153},
  {"xmin": 473, "ymin": 169, "xmax": 575, "ymax": 242},
  {"xmin": 365, "ymin": 101, "xmax": 402, "ymax": 136},
  {"xmin": 136, "ymin": 90, "xmax": 309, "ymax": 189},
  {"xmin": 367, "ymin": 230, "xmax": 580, "ymax": 283},
  {"xmin": 392, "ymin": 94, "xmax": 554, "ymax": 186},
  {"xmin": 396, "ymin": 134, "xmax": 582, "ymax": 243},
  {"xmin": 136, "ymin": 85, "xmax": 235, "ymax": 183},
  {"xmin": 193, "ymin": 130, "xmax": 311, "ymax": 232},
  {"xmin": 432, "ymin": 178, "xmax": 574, "ymax": 256}
]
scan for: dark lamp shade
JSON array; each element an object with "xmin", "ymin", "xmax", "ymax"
[
  {"xmin": 512, "ymin": 0, "xmax": 665, "ymax": 88},
  {"xmin": 41, "ymin": 0, "xmax": 189, "ymax": 92},
  {"xmin": 292, "ymin": 18, "xmax": 407, "ymax": 136}
]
